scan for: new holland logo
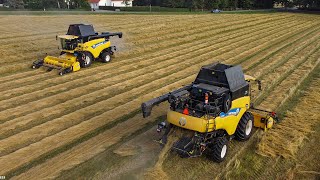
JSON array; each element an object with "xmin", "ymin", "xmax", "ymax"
[
  {"xmin": 179, "ymin": 117, "xmax": 187, "ymax": 126},
  {"xmin": 92, "ymin": 41, "xmax": 107, "ymax": 49}
]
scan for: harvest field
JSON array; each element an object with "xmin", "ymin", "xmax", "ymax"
[{"xmin": 0, "ymin": 13, "xmax": 319, "ymax": 179}]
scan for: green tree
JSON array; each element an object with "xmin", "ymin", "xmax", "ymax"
[
  {"xmin": 163, "ymin": 0, "xmax": 184, "ymax": 7},
  {"xmin": 238, "ymin": 0, "xmax": 254, "ymax": 8},
  {"xmin": 6, "ymin": 0, "xmax": 24, "ymax": 8},
  {"xmin": 219, "ymin": 0, "xmax": 229, "ymax": 9}
]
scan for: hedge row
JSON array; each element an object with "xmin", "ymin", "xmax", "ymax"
[{"xmin": 99, "ymin": 6, "xmax": 189, "ymax": 12}]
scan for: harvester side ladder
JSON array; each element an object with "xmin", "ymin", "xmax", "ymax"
[{"xmin": 206, "ymin": 118, "xmax": 215, "ymax": 132}]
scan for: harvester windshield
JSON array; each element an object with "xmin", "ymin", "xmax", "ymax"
[{"xmin": 58, "ymin": 36, "xmax": 79, "ymax": 51}]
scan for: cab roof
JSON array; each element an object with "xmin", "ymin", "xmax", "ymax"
[{"xmin": 66, "ymin": 24, "xmax": 96, "ymax": 37}]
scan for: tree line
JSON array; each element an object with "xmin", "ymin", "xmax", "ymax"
[
  {"xmin": 2, "ymin": 0, "xmax": 90, "ymax": 9},
  {"xmin": 134, "ymin": 0, "xmax": 320, "ymax": 10},
  {"xmin": 2, "ymin": 0, "xmax": 320, "ymax": 10}
]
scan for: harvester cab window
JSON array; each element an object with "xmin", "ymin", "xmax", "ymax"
[
  {"xmin": 59, "ymin": 38, "xmax": 66, "ymax": 50},
  {"xmin": 59, "ymin": 38, "xmax": 78, "ymax": 51}
]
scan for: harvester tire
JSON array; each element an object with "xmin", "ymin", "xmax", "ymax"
[
  {"xmin": 79, "ymin": 52, "xmax": 93, "ymax": 68},
  {"xmin": 101, "ymin": 51, "xmax": 112, "ymax": 63},
  {"xmin": 207, "ymin": 136, "xmax": 228, "ymax": 163},
  {"xmin": 235, "ymin": 112, "xmax": 254, "ymax": 141}
]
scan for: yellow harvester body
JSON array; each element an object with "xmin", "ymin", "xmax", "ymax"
[{"xmin": 32, "ymin": 24, "xmax": 122, "ymax": 75}]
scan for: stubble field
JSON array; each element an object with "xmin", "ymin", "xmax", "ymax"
[{"xmin": 0, "ymin": 13, "xmax": 319, "ymax": 179}]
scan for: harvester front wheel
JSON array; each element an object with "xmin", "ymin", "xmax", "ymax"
[
  {"xmin": 79, "ymin": 52, "xmax": 93, "ymax": 68},
  {"xmin": 235, "ymin": 112, "xmax": 254, "ymax": 141},
  {"xmin": 207, "ymin": 136, "xmax": 228, "ymax": 162},
  {"xmin": 101, "ymin": 51, "xmax": 112, "ymax": 63}
]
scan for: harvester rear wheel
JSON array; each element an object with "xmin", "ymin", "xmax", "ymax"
[
  {"xmin": 207, "ymin": 136, "xmax": 228, "ymax": 162},
  {"xmin": 101, "ymin": 51, "xmax": 112, "ymax": 63},
  {"xmin": 235, "ymin": 112, "xmax": 254, "ymax": 141},
  {"xmin": 79, "ymin": 52, "xmax": 93, "ymax": 68}
]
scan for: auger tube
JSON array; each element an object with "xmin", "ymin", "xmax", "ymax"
[{"xmin": 141, "ymin": 85, "xmax": 192, "ymax": 118}]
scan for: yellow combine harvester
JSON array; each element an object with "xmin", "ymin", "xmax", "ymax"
[
  {"xmin": 32, "ymin": 24, "xmax": 122, "ymax": 75},
  {"xmin": 142, "ymin": 63, "xmax": 279, "ymax": 162}
]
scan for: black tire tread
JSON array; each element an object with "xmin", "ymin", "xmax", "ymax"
[
  {"xmin": 100, "ymin": 51, "xmax": 112, "ymax": 63},
  {"xmin": 207, "ymin": 136, "xmax": 228, "ymax": 163},
  {"xmin": 79, "ymin": 52, "xmax": 93, "ymax": 68},
  {"xmin": 234, "ymin": 112, "xmax": 254, "ymax": 141}
]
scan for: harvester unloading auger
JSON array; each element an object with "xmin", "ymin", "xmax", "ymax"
[
  {"xmin": 32, "ymin": 24, "xmax": 122, "ymax": 75},
  {"xmin": 141, "ymin": 63, "xmax": 279, "ymax": 162}
]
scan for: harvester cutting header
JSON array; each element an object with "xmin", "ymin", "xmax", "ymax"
[
  {"xmin": 142, "ymin": 63, "xmax": 279, "ymax": 162},
  {"xmin": 32, "ymin": 24, "xmax": 122, "ymax": 75}
]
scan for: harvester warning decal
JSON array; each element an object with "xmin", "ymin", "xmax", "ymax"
[
  {"xmin": 220, "ymin": 108, "xmax": 241, "ymax": 118},
  {"xmin": 92, "ymin": 41, "xmax": 107, "ymax": 49}
]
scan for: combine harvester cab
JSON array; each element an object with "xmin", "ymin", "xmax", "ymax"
[
  {"xmin": 141, "ymin": 62, "xmax": 279, "ymax": 162},
  {"xmin": 32, "ymin": 24, "xmax": 122, "ymax": 75}
]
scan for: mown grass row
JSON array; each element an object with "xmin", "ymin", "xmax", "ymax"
[
  {"xmin": 0, "ymin": 30, "xmax": 312, "ymax": 179},
  {"xmin": 10, "ymin": 107, "xmax": 168, "ymax": 180},
  {"xmin": 0, "ymin": 14, "xmax": 285, "ymax": 76},
  {"xmin": 0, "ymin": 15, "xmax": 261, "ymax": 78},
  {"xmin": 221, "ymin": 64, "xmax": 320, "ymax": 180},
  {"xmin": 18, "ymin": 14, "xmax": 320, "ymax": 180},
  {"xmin": 0, "ymin": 16, "xmax": 304, "ymax": 144},
  {"xmin": 232, "ymin": 22, "xmax": 319, "ymax": 67},
  {"xmin": 0, "ymin": 14, "xmax": 310, "ymax": 162},
  {"xmin": 245, "ymin": 27, "xmax": 320, "ymax": 72},
  {"xmin": 0, "ymin": 15, "xmax": 201, "ymax": 72},
  {"xmin": 0, "ymin": 16, "xmax": 297, "ymax": 116},
  {"xmin": 1, "ymin": 13, "xmax": 318, "ymax": 179},
  {"xmin": 0, "ymin": 75, "xmax": 196, "ymax": 176},
  {"xmin": 254, "ymin": 40, "xmax": 320, "ymax": 106},
  {"xmin": 0, "ymin": 22, "xmax": 292, "ymax": 155},
  {"xmin": 0, "ymin": 14, "xmax": 192, "ymax": 41},
  {"xmin": 222, "ymin": 21, "xmax": 318, "ymax": 66},
  {"xmin": 0, "ymin": 15, "xmax": 291, "ymax": 110},
  {"xmin": 0, "ymin": 14, "xmax": 302, "ymax": 102},
  {"xmin": 163, "ymin": 34, "xmax": 320, "ymax": 180},
  {"xmin": 0, "ymin": 15, "xmax": 215, "ymax": 64},
  {"xmin": 0, "ymin": 14, "xmax": 264, "ymax": 85}
]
